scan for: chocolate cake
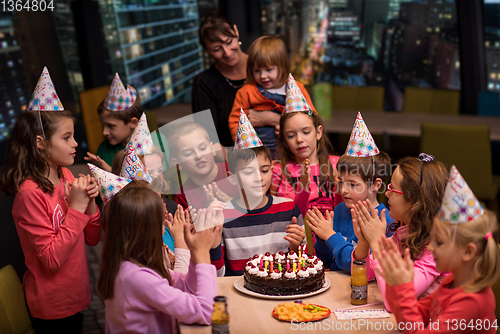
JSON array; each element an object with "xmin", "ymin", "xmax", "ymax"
[{"xmin": 243, "ymin": 251, "xmax": 325, "ymax": 296}]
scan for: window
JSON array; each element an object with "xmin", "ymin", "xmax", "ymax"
[
  {"xmin": 483, "ymin": 0, "xmax": 500, "ymax": 91},
  {"xmin": 298, "ymin": 0, "xmax": 461, "ymax": 110}
]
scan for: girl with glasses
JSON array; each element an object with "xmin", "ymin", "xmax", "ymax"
[{"xmin": 351, "ymin": 155, "xmax": 449, "ymax": 312}]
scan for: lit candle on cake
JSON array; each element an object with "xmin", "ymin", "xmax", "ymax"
[
  {"xmin": 278, "ymin": 262, "xmax": 282, "ymax": 272},
  {"xmin": 293, "ymin": 262, "xmax": 297, "ymax": 272},
  {"xmin": 260, "ymin": 258, "xmax": 263, "ymax": 269},
  {"xmin": 286, "ymin": 259, "xmax": 290, "ymax": 270},
  {"xmin": 270, "ymin": 261, "xmax": 274, "ymax": 272},
  {"xmin": 265, "ymin": 261, "xmax": 268, "ymax": 271}
]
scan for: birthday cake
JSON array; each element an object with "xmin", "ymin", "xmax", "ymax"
[{"xmin": 243, "ymin": 249, "xmax": 325, "ymax": 296}]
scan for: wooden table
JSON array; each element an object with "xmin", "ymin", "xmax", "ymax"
[
  {"xmin": 179, "ymin": 272, "xmax": 398, "ymax": 334},
  {"xmin": 151, "ymin": 104, "xmax": 500, "ymax": 141}
]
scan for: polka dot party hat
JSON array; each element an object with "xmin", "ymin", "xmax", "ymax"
[
  {"xmin": 126, "ymin": 113, "xmax": 154, "ymax": 155},
  {"xmin": 284, "ymin": 73, "xmax": 313, "ymax": 114},
  {"xmin": 27, "ymin": 66, "xmax": 64, "ymax": 111},
  {"xmin": 345, "ymin": 112, "xmax": 380, "ymax": 157},
  {"xmin": 437, "ymin": 165, "xmax": 484, "ymax": 224},
  {"xmin": 104, "ymin": 73, "xmax": 137, "ymax": 111},
  {"xmin": 120, "ymin": 145, "xmax": 152, "ymax": 183},
  {"xmin": 87, "ymin": 163, "xmax": 132, "ymax": 203},
  {"xmin": 234, "ymin": 109, "xmax": 263, "ymax": 151}
]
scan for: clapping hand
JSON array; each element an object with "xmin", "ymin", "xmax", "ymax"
[
  {"xmin": 373, "ymin": 237, "xmax": 414, "ymax": 287},
  {"xmin": 184, "ymin": 207, "xmax": 224, "ymax": 264},
  {"xmin": 306, "ymin": 207, "xmax": 335, "ymax": 241},
  {"xmin": 354, "ymin": 200, "xmax": 388, "ymax": 257},
  {"xmin": 64, "ymin": 176, "xmax": 90, "ymax": 214},
  {"xmin": 285, "ymin": 217, "xmax": 305, "ymax": 252},
  {"xmin": 299, "ymin": 159, "xmax": 311, "ymax": 192},
  {"xmin": 204, "ymin": 182, "xmax": 232, "ymax": 203},
  {"xmin": 167, "ymin": 205, "xmax": 188, "ymax": 249},
  {"xmin": 84, "ymin": 152, "xmax": 111, "ymax": 172}
]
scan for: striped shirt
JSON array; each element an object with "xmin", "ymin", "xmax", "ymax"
[{"xmin": 210, "ymin": 194, "xmax": 304, "ymax": 276}]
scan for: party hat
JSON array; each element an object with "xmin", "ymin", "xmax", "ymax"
[
  {"xmin": 120, "ymin": 145, "xmax": 152, "ymax": 183},
  {"xmin": 345, "ymin": 112, "xmax": 380, "ymax": 157},
  {"xmin": 104, "ymin": 73, "xmax": 137, "ymax": 111},
  {"xmin": 127, "ymin": 113, "xmax": 154, "ymax": 155},
  {"xmin": 27, "ymin": 67, "xmax": 64, "ymax": 111},
  {"xmin": 284, "ymin": 73, "xmax": 313, "ymax": 113},
  {"xmin": 437, "ymin": 165, "xmax": 484, "ymax": 224},
  {"xmin": 87, "ymin": 163, "xmax": 131, "ymax": 203},
  {"xmin": 234, "ymin": 109, "xmax": 263, "ymax": 150}
]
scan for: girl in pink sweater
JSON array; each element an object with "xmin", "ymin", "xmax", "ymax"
[
  {"xmin": 272, "ymin": 110, "xmax": 342, "ymax": 216},
  {"xmin": 98, "ymin": 185, "xmax": 222, "ymax": 334},
  {"xmin": 351, "ymin": 155, "xmax": 449, "ymax": 312},
  {"xmin": 374, "ymin": 166, "xmax": 499, "ymax": 333},
  {"xmin": 0, "ymin": 93, "xmax": 101, "ymax": 331}
]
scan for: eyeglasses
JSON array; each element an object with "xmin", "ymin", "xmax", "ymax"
[{"xmin": 387, "ymin": 183, "xmax": 405, "ymax": 195}]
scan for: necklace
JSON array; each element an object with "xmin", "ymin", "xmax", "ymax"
[{"xmin": 224, "ymin": 76, "xmax": 244, "ymax": 89}]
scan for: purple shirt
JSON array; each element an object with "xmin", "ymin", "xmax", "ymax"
[{"xmin": 105, "ymin": 261, "xmax": 217, "ymax": 334}]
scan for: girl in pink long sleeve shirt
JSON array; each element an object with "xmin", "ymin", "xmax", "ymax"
[
  {"xmin": 272, "ymin": 111, "xmax": 343, "ymax": 218},
  {"xmin": 98, "ymin": 185, "xmax": 222, "ymax": 334},
  {"xmin": 351, "ymin": 155, "xmax": 449, "ymax": 312},
  {"xmin": 0, "ymin": 109, "xmax": 101, "ymax": 333}
]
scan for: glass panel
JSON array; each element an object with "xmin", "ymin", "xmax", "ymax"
[
  {"xmin": 289, "ymin": 0, "xmax": 461, "ymax": 110},
  {"xmin": 483, "ymin": 0, "xmax": 500, "ymax": 91}
]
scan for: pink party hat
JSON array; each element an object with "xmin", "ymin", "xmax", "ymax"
[
  {"xmin": 27, "ymin": 67, "xmax": 64, "ymax": 111},
  {"xmin": 104, "ymin": 73, "xmax": 137, "ymax": 111},
  {"xmin": 437, "ymin": 165, "xmax": 484, "ymax": 224},
  {"xmin": 234, "ymin": 109, "xmax": 263, "ymax": 150},
  {"xmin": 127, "ymin": 113, "xmax": 154, "ymax": 155},
  {"xmin": 120, "ymin": 145, "xmax": 152, "ymax": 183},
  {"xmin": 284, "ymin": 73, "xmax": 313, "ymax": 113},
  {"xmin": 345, "ymin": 112, "xmax": 380, "ymax": 157},
  {"xmin": 87, "ymin": 163, "xmax": 132, "ymax": 203}
]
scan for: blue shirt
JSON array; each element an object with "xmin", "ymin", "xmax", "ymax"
[
  {"xmin": 162, "ymin": 229, "xmax": 175, "ymax": 253},
  {"xmin": 314, "ymin": 202, "xmax": 394, "ymax": 273}
]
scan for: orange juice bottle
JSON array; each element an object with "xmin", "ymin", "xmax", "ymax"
[
  {"xmin": 351, "ymin": 259, "xmax": 368, "ymax": 305},
  {"xmin": 211, "ymin": 296, "xmax": 229, "ymax": 334}
]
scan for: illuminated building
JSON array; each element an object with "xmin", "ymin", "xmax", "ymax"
[
  {"xmin": 0, "ymin": 13, "xmax": 32, "ymax": 142},
  {"xmin": 97, "ymin": 0, "xmax": 204, "ymax": 108}
]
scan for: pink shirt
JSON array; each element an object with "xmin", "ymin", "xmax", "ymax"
[
  {"xmin": 353, "ymin": 225, "xmax": 447, "ymax": 312},
  {"xmin": 105, "ymin": 261, "xmax": 217, "ymax": 334},
  {"xmin": 12, "ymin": 167, "xmax": 101, "ymax": 319},
  {"xmin": 272, "ymin": 155, "xmax": 343, "ymax": 215}
]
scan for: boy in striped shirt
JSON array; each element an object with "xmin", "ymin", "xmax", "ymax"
[{"xmin": 210, "ymin": 146, "xmax": 305, "ymax": 276}]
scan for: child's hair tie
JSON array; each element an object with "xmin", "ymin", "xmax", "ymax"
[
  {"xmin": 485, "ymin": 232, "xmax": 493, "ymax": 240},
  {"xmin": 418, "ymin": 153, "xmax": 435, "ymax": 185},
  {"xmin": 418, "ymin": 153, "xmax": 435, "ymax": 162}
]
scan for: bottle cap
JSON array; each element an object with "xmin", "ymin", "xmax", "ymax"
[
  {"xmin": 353, "ymin": 259, "xmax": 366, "ymax": 266},
  {"xmin": 214, "ymin": 296, "xmax": 227, "ymax": 302}
]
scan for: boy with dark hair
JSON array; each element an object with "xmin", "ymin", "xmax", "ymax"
[
  {"xmin": 85, "ymin": 73, "xmax": 143, "ymax": 172},
  {"xmin": 210, "ymin": 111, "xmax": 305, "ymax": 276},
  {"xmin": 306, "ymin": 112, "xmax": 394, "ymax": 272}
]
